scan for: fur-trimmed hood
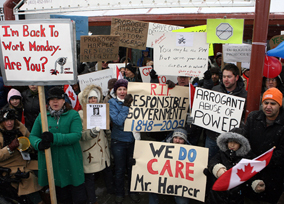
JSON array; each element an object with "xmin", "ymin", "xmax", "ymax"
[
  {"xmin": 78, "ymin": 84, "xmax": 103, "ymax": 106},
  {"xmin": 217, "ymin": 132, "xmax": 251, "ymax": 157}
]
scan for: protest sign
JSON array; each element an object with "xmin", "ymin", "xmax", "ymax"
[
  {"xmin": 0, "ymin": 19, "xmax": 77, "ymax": 86},
  {"xmin": 207, "ymin": 19, "xmax": 244, "ymax": 44},
  {"xmin": 110, "ymin": 18, "xmax": 149, "ymax": 50},
  {"xmin": 191, "ymin": 87, "xmax": 246, "ymax": 133},
  {"xmin": 147, "ymin": 22, "xmax": 184, "ymax": 48},
  {"xmin": 139, "ymin": 66, "xmax": 178, "ymax": 84},
  {"xmin": 78, "ymin": 69, "xmax": 114, "ymax": 96},
  {"xmin": 153, "ymin": 32, "xmax": 208, "ymax": 77},
  {"xmin": 173, "ymin": 25, "xmax": 214, "ymax": 56},
  {"xmin": 124, "ymin": 82, "xmax": 189, "ymax": 132},
  {"xmin": 80, "ymin": 35, "xmax": 120, "ymax": 62},
  {"xmin": 131, "ymin": 140, "xmax": 208, "ymax": 202},
  {"xmin": 269, "ymin": 35, "xmax": 284, "ymax": 49},
  {"xmin": 223, "ymin": 44, "xmax": 252, "ymax": 63},
  {"xmin": 83, "ymin": 103, "xmax": 110, "ymax": 130}
]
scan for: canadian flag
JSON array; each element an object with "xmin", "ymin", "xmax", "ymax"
[
  {"xmin": 64, "ymin": 85, "xmax": 81, "ymax": 111},
  {"xmin": 116, "ymin": 65, "xmax": 124, "ymax": 80},
  {"xmin": 212, "ymin": 147, "xmax": 274, "ymax": 191}
]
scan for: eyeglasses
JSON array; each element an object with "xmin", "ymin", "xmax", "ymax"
[{"xmin": 266, "ymin": 78, "xmax": 277, "ymax": 82}]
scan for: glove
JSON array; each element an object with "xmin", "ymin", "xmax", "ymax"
[
  {"xmin": 90, "ymin": 127, "xmax": 100, "ymax": 138},
  {"xmin": 8, "ymin": 138, "xmax": 19, "ymax": 151},
  {"xmin": 129, "ymin": 158, "xmax": 136, "ymax": 166},
  {"xmin": 38, "ymin": 141, "xmax": 51, "ymax": 151},
  {"xmin": 166, "ymin": 80, "xmax": 176, "ymax": 88},
  {"xmin": 123, "ymin": 94, "xmax": 133, "ymax": 107},
  {"xmin": 203, "ymin": 168, "xmax": 209, "ymax": 176},
  {"xmin": 149, "ymin": 69, "xmax": 158, "ymax": 79},
  {"xmin": 186, "ymin": 113, "xmax": 194, "ymax": 126},
  {"xmin": 42, "ymin": 131, "xmax": 53, "ymax": 143},
  {"xmin": 204, "ymin": 70, "xmax": 211, "ymax": 80},
  {"xmin": 216, "ymin": 168, "xmax": 226, "ymax": 178}
]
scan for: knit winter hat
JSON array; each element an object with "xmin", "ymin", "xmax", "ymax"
[
  {"xmin": 113, "ymin": 79, "xmax": 128, "ymax": 93},
  {"xmin": 47, "ymin": 87, "xmax": 65, "ymax": 101},
  {"xmin": 173, "ymin": 127, "xmax": 188, "ymax": 142},
  {"xmin": 88, "ymin": 89, "xmax": 100, "ymax": 101},
  {"xmin": 0, "ymin": 109, "xmax": 16, "ymax": 122},
  {"xmin": 262, "ymin": 87, "xmax": 283, "ymax": 106},
  {"xmin": 108, "ymin": 78, "xmax": 117, "ymax": 90},
  {"xmin": 125, "ymin": 64, "xmax": 136, "ymax": 75},
  {"xmin": 7, "ymin": 88, "xmax": 22, "ymax": 103}
]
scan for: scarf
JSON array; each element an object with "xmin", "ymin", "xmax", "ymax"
[{"xmin": 48, "ymin": 106, "xmax": 65, "ymax": 120}]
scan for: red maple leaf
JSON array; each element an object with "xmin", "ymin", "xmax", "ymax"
[
  {"xmin": 236, "ymin": 163, "xmax": 257, "ymax": 181},
  {"xmin": 68, "ymin": 90, "xmax": 75, "ymax": 100}
]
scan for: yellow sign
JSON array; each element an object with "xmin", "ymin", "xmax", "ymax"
[
  {"xmin": 173, "ymin": 25, "xmax": 214, "ymax": 56},
  {"xmin": 207, "ymin": 19, "xmax": 244, "ymax": 44}
]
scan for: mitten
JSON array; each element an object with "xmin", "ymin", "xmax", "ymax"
[
  {"xmin": 8, "ymin": 138, "xmax": 19, "ymax": 151},
  {"xmin": 150, "ymin": 69, "xmax": 158, "ymax": 79},
  {"xmin": 90, "ymin": 127, "xmax": 100, "ymax": 138},
  {"xmin": 42, "ymin": 131, "xmax": 54, "ymax": 143},
  {"xmin": 216, "ymin": 168, "xmax": 226, "ymax": 178},
  {"xmin": 123, "ymin": 94, "xmax": 133, "ymax": 107},
  {"xmin": 252, "ymin": 180, "xmax": 265, "ymax": 193},
  {"xmin": 204, "ymin": 70, "xmax": 212, "ymax": 80},
  {"xmin": 38, "ymin": 141, "xmax": 51, "ymax": 151},
  {"xmin": 186, "ymin": 113, "xmax": 194, "ymax": 126},
  {"xmin": 166, "ymin": 80, "xmax": 176, "ymax": 88}
]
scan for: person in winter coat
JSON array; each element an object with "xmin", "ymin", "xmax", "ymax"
[
  {"xmin": 124, "ymin": 64, "xmax": 141, "ymax": 82},
  {"xmin": 137, "ymin": 48, "xmax": 151, "ymax": 67},
  {"xmin": 0, "ymin": 108, "xmax": 43, "ymax": 202},
  {"xmin": 108, "ymin": 79, "xmax": 140, "ymax": 204},
  {"xmin": 0, "ymin": 76, "xmax": 9, "ymax": 109},
  {"xmin": 207, "ymin": 132, "xmax": 264, "ymax": 204},
  {"xmin": 29, "ymin": 86, "xmax": 87, "ymax": 204},
  {"xmin": 21, "ymin": 85, "xmax": 40, "ymax": 132},
  {"xmin": 3, "ymin": 88, "xmax": 25, "ymax": 124},
  {"xmin": 78, "ymin": 84, "xmax": 114, "ymax": 204},
  {"xmin": 233, "ymin": 87, "xmax": 284, "ymax": 203}
]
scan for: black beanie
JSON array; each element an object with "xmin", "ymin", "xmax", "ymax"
[
  {"xmin": 47, "ymin": 87, "xmax": 65, "ymax": 101},
  {"xmin": 126, "ymin": 64, "xmax": 136, "ymax": 75}
]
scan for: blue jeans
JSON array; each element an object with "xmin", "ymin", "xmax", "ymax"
[
  {"xmin": 111, "ymin": 139, "xmax": 135, "ymax": 197},
  {"xmin": 149, "ymin": 193, "xmax": 189, "ymax": 204}
]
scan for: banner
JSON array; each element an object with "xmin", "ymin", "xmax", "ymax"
[
  {"xmin": 0, "ymin": 19, "xmax": 77, "ymax": 86},
  {"xmin": 110, "ymin": 18, "xmax": 149, "ymax": 50},
  {"xmin": 153, "ymin": 32, "xmax": 208, "ymax": 77},
  {"xmin": 139, "ymin": 66, "xmax": 178, "ymax": 84},
  {"xmin": 80, "ymin": 35, "xmax": 120, "ymax": 62},
  {"xmin": 147, "ymin": 22, "xmax": 184, "ymax": 48},
  {"xmin": 131, "ymin": 140, "xmax": 208, "ymax": 202},
  {"xmin": 191, "ymin": 87, "xmax": 246, "ymax": 133},
  {"xmin": 207, "ymin": 19, "xmax": 244, "ymax": 44},
  {"xmin": 78, "ymin": 69, "xmax": 114, "ymax": 96},
  {"xmin": 124, "ymin": 82, "xmax": 189, "ymax": 132},
  {"xmin": 173, "ymin": 25, "xmax": 214, "ymax": 56},
  {"xmin": 223, "ymin": 44, "xmax": 252, "ymax": 63}
]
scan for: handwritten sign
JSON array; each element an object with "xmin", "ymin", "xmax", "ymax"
[
  {"xmin": 83, "ymin": 103, "xmax": 110, "ymax": 130},
  {"xmin": 124, "ymin": 82, "xmax": 189, "ymax": 132},
  {"xmin": 139, "ymin": 66, "xmax": 178, "ymax": 84},
  {"xmin": 269, "ymin": 35, "xmax": 284, "ymax": 49},
  {"xmin": 78, "ymin": 69, "xmax": 114, "ymax": 96},
  {"xmin": 80, "ymin": 35, "xmax": 120, "ymax": 62},
  {"xmin": 131, "ymin": 140, "xmax": 208, "ymax": 202},
  {"xmin": 0, "ymin": 19, "xmax": 76, "ymax": 86},
  {"xmin": 147, "ymin": 22, "xmax": 184, "ymax": 48},
  {"xmin": 191, "ymin": 87, "xmax": 246, "ymax": 133},
  {"xmin": 110, "ymin": 18, "xmax": 149, "ymax": 50},
  {"xmin": 223, "ymin": 44, "xmax": 252, "ymax": 63},
  {"xmin": 153, "ymin": 32, "xmax": 208, "ymax": 77}
]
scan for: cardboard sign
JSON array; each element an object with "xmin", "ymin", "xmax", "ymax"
[
  {"xmin": 139, "ymin": 66, "xmax": 178, "ymax": 84},
  {"xmin": 173, "ymin": 25, "xmax": 214, "ymax": 56},
  {"xmin": 78, "ymin": 69, "xmax": 114, "ymax": 96},
  {"xmin": 80, "ymin": 35, "xmax": 120, "ymax": 62},
  {"xmin": 147, "ymin": 22, "xmax": 184, "ymax": 48},
  {"xmin": 191, "ymin": 87, "xmax": 246, "ymax": 133},
  {"xmin": 110, "ymin": 18, "xmax": 149, "ymax": 50},
  {"xmin": 0, "ymin": 19, "xmax": 77, "ymax": 86},
  {"xmin": 131, "ymin": 140, "xmax": 208, "ymax": 202},
  {"xmin": 223, "ymin": 44, "xmax": 252, "ymax": 63},
  {"xmin": 153, "ymin": 32, "xmax": 208, "ymax": 77},
  {"xmin": 124, "ymin": 82, "xmax": 189, "ymax": 132},
  {"xmin": 269, "ymin": 35, "xmax": 284, "ymax": 49},
  {"xmin": 207, "ymin": 19, "xmax": 244, "ymax": 44},
  {"xmin": 83, "ymin": 103, "xmax": 110, "ymax": 130}
]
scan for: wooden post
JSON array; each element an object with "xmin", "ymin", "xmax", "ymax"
[
  {"xmin": 237, "ymin": 62, "xmax": 242, "ymax": 76},
  {"xmin": 125, "ymin": 48, "xmax": 129, "ymax": 68},
  {"xmin": 38, "ymin": 86, "xmax": 57, "ymax": 204}
]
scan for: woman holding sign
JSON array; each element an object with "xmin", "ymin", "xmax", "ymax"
[{"xmin": 108, "ymin": 79, "xmax": 140, "ymax": 204}]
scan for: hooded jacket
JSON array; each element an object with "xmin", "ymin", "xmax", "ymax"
[{"xmin": 78, "ymin": 84, "xmax": 111, "ymax": 173}]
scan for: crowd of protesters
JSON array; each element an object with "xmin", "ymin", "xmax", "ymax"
[{"xmin": 1, "ymin": 49, "xmax": 284, "ymax": 204}]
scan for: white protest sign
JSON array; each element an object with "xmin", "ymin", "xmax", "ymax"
[
  {"xmin": 0, "ymin": 19, "xmax": 77, "ymax": 85},
  {"xmin": 153, "ymin": 32, "xmax": 208, "ymax": 78},
  {"xmin": 139, "ymin": 66, "xmax": 178, "ymax": 84},
  {"xmin": 191, "ymin": 87, "xmax": 246, "ymax": 133},
  {"xmin": 223, "ymin": 44, "xmax": 252, "ymax": 63},
  {"xmin": 84, "ymin": 103, "xmax": 109, "ymax": 130},
  {"xmin": 147, "ymin": 22, "xmax": 184, "ymax": 48},
  {"xmin": 78, "ymin": 69, "xmax": 114, "ymax": 96},
  {"xmin": 124, "ymin": 82, "xmax": 189, "ymax": 132},
  {"xmin": 131, "ymin": 140, "xmax": 208, "ymax": 202}
]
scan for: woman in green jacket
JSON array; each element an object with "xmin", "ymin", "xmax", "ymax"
[{"xmin": 29, "ymin": 86, "xmax": 86, "ymax": 204}]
